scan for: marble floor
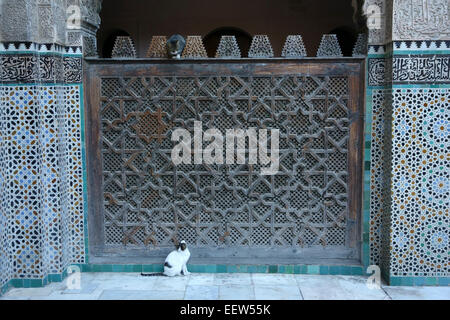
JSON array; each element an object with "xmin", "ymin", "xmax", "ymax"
[{"xmin": 1, "ymin": 273, "xmax": 449, "ymax": 300}]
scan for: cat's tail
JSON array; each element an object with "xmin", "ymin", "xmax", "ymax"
[{"xmin": 141, "ymin": 272, "xmax": 165, "ymax": 277}]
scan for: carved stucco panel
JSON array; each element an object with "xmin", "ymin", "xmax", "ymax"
[
  {"xmin": 65, "ymin": 0, "xmax": 102, "ymax": 55},
  {"xmin": 364, "ymin": 0, "xmax": 450, "ymax": 43},
  {"xmin": 393, "ymin": 0, "xmax": 450, "ymax": 40},
  {"xmin": 363, "ymin": 0, "xmax": 392, "ymax": 44},
  {"xmin": 66, "ymin": 0, "xmax": 102, "ymax": 31}
]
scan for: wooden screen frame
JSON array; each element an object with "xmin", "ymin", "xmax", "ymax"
[{"xmin": 84, "ymin": 58, "xmax": 366, "ymax": 265}]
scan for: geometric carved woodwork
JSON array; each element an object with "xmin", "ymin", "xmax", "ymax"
[
  {"xmin": 248, "ymin": 35, "xmax": 274, "ymax": 58},
  {"xmin": 282, "ymin": 35, "xmax": 307, "ymax": 58},
  {"xmin": 112, "ymin": 36, "xmax": 137, "ymax": 58},
  {"xmin": 316, "ymin": 34, "xmax": 343, "ymax": 57},
  {"xmin": 98, "ymin": 75, "xmax": 355, "ymax": 249},
  {"xmin": 146, "ymin": 36, "xmax": 168, "ymax": 58},
  {"xmin": 182, "ymin": 36, "xmax": 208, "ymax": 58},
  {"xmin": 215, "ymin": 35, "xmax": 241, "ymax": 58},
  {"xmin": 352, "ymin": 34, "xmax": 368, "ymax": 57},
  {"xmin": 85, "ymin": 60, "xmax": 364, "ymax": 263}
]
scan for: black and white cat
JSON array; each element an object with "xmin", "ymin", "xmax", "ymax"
[{"xmin": 141, "ymin": 240, "xmax": 191, "ymax": 277}]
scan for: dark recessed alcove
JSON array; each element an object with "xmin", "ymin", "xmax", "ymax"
[{"xmin": 97, "ymin": 0, "xmax": 367, "ymax": 58}]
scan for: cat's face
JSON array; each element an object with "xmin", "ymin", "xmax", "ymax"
[
  {"xmin": 178, "ymin": 240, "xmax": 187, "ymax": 251},
  {"xmin": 167, "ymin": 35, "xmax": 186, "ymax": 58},
  {"xmin": 167, "ymin": 41, "xmax": 181, "ymax": 55}
]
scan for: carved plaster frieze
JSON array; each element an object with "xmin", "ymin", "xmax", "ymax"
[
  {"xmin": 393, "ymin": 0, "xmax": 450, "ymax": 40},
  {"xmin": 363, "ymin": 0, "xmax": 390, "ymax": 45}
]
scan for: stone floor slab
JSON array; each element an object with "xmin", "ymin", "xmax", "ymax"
[
  {"xmin": 1, "ymin": 273, "xmax": 449, "ymax": 300},
  {"xmin": 219, "ymin": 285, "xmax": 255, "ymax": 300},
  {"xmin": 185, "ymin": 285, "xmax": 220, "ymax": 300},
  {"xmin": 252, "ymin": 274, "xmax": 295, "ymax": 286},
  {"xmin": 383, "ymin": 286, "xmax": 450, "ymax": 300},
  {"xmin": 188, "ymin": 274, "xmax": 215, "ymax": 286},
  {"xmin": 62, "ymin": 282, "xmax": 99, "ymax": 294},
  {"xmin": 153, "ymin": 275, "xmax": 191, "ymax": 291},
  {"xmin": 4, "ymin": 287, "xmax": 54, "ymax": 297},
  {"xmin": 296, "ymin": 275, "xmax": 388, "ymax": 300},
  {"xmin": 99, "ymin": 289, "xmax": 185, "ymax": 300},
  {"xmin": 43, "ymin": 288, "xmax": 104, "ymax": 300},
  {"xmin": 214, "ymin": 273, "xmax": 252, "ymax": 286},
  {"xmin": 92, "ymin": 278, "xmax": 157, "ymax": 291},
  {"xmin": 254, "ymin": 286, "xmax": 302, "ymax": 300}
]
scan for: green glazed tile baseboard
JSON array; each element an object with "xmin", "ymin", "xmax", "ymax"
[
  {"xmin": 388, "ymin": 276, "xmax": 450, "ymax": 286},
  {"xmin": 74, "ymin": 263, "xmax": 365, "ymax": 276},
  {"xmin": 0, "ymin": 270, "xmax": 71, "ymax": 296}
]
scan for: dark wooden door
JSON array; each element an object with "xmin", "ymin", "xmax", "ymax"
[{"xmin": 84, "ymin": 58, "xmax": 365, "ymax": 265}]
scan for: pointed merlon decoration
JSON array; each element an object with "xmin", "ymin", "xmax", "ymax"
[
  {"xmin": 352, "ymin": 33, "xmax": 368, "ymax": 57},
  {"xmin": 215, "ymin": 35, "xmax": 241, "ymax": 58},
  {"xmin": 248, "ymin": 35, "xmax": 274, "ymax": 58},
  {"xmin": 316, "ymin": 34, "xmax": 343, "ymax": 57},
  {"xmin": 282, "ymin": 35, "xmax": 307, "ymax": 58},
  {"xmin": 111, "ymin": 36, "xmax": 137, "ymax": 58},
  {"xmin": 182, "ymin": 36, "xmax": 208, "ymax": 58},
  {"xmin": 146, "ymin": 36, "xmax": 168, "ymax": 58}
]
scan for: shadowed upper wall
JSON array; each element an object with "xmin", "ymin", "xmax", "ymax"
[{"xmin": 97, "ymin": 0, "xmax": 363, "ymax": 58}]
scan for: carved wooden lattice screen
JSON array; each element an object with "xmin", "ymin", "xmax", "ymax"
[{"xmin": 85, "ymin": 59, "xmax": 365, "ymax": 264}]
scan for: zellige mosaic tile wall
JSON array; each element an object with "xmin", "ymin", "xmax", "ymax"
[
  {"xmin": 0, "ymin": 43, "xmax": 86, "ymax": 291},
  {"xmin": 367, "ymin": 38, "xmax": 450, "ymax": 284},
  {"xmin": 389, "ymin": 87, "xmax": 449, "ymax": 278}
]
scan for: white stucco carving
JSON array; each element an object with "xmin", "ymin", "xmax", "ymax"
[{"xmin": 392, "ymin": 0, "xmax": 450, "ymax": 40}]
